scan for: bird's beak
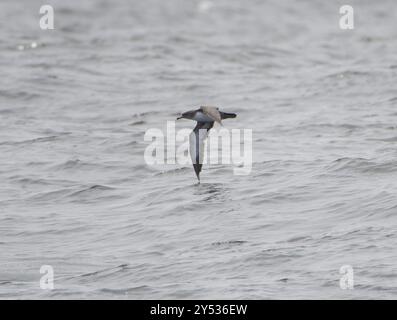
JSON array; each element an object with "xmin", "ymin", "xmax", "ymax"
[{"xmin": 177, "ymin": 116, "xmax": 182, "ymax": 120}]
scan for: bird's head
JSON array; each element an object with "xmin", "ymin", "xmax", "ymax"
[{"xmin": 177, "ymin": 110, "xmax": 195, "ymax": 120}]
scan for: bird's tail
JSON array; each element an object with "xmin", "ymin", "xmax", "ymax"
[
  {"xmin": 220, "ymin": 112, "xmax": 237, "ymax": 119},
  {"xmin": 193, "ymin": 163, "xmax": 202, "ymax": 182}
]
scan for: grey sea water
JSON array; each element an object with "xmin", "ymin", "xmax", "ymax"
[{"xmin": 1, "ymin": 0, "xmax": 397, "ymax": 299}]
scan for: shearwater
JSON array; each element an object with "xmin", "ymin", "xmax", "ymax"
[{"xmin": 177, "ymin": 106, "xmax": 237, "ymax": 182}]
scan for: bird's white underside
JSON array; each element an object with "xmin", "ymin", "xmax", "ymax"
[{"xmin": 189, "ymin": 129, "xmax": 208, "ymax": 165}]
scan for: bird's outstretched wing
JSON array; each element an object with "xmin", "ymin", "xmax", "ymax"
[
  {"xmin": 189, "ymin": 121, "xmax": 214, "ymax": 181},
  {"xmin": 200, "ymin": 106, "xmax": 222, "ymax": 124}
]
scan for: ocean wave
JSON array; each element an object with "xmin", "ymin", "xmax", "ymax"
[{"xmin": 326, "ymin": 157, "xmax": 397, "ymax": 174}]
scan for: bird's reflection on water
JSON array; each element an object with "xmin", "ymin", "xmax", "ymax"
[{"xmin": 193, "ymin": 182, "xmax": 227, "ymax": 202}]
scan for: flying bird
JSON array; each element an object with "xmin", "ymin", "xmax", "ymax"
[{"xmin": 177, "ymin": 106, "xmax": 237, "ymax": 182}]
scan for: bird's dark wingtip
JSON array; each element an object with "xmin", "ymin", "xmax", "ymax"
[{"xmin": 220, "ymin": 112, "xmax": 237, "ymax": 119}]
